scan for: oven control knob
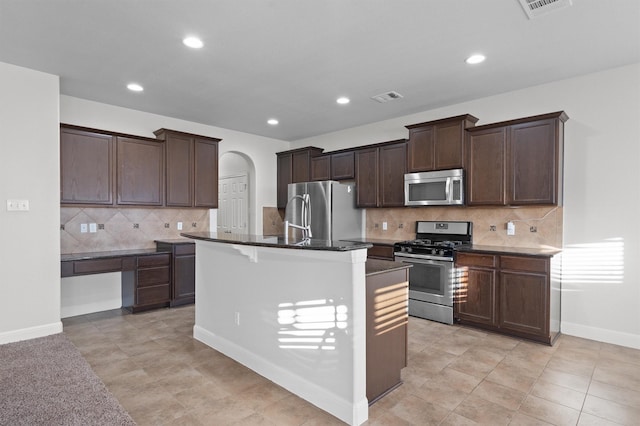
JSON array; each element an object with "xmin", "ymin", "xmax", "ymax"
[
  {"xmin": 431, "ymin": 248, "xmax": 437, "ymax": 255},
  {"xmin": 439, "ymin": 249, "xmax": 445, "ymax": 256}
]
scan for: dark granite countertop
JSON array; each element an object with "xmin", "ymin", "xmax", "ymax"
[
  {"xmin": 456, "ymin": 244, "xmax": 561, "ymax": 257},
  {"xmin": 61, "ymin": 248, "xmax": 169, "ymax": 262},
  {"xmin": 366, "ymin": 259, "xmax": 412, "ymax": 276},
  {"xmin": 181, "ymin": 232, "xmax": 372, "ymax": 251},
  {"xmin": 154, "ymin": 238, "xmax": 195, "ymax": 245},
  {"xmin": 344, "ymin": 237, "xmax": 401, "ymax": 246}
]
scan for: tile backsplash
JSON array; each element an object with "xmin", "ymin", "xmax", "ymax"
[
  {"xmin": 264, "ymin": 205, "xmax": 561, "ymax": 249},
  {"xmin": 366, "ymin": 206, "xmax": 563, "ymax": 249},
  {"xmin": 61, "ymin": 207, "xmax": 210, "ymax": 253},
  {"xmin": 263, "ymin": 207, "xmax": 285, "ymax": 236}
]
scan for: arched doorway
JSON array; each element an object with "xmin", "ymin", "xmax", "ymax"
[{"xmin": 218, "ymin": 151, "xmax": 256, "ymax": 234}]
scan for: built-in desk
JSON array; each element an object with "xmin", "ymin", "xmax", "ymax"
[{"xmin": 61, "ymin": 242, "xmax": 196, "ymax": 314}]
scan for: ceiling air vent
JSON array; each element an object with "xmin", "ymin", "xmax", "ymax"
[
  {"xmin": 371, "ymin": 91, "xmax": 404, "ymax": 103},
  {"xmin": 518, "ymin": 0, "xmax": 572, "ymax": 19}
]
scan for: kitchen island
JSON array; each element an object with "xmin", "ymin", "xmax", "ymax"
[{"xmin": 181, "ymin": 232, "xmax": 407, "ymax": 426}]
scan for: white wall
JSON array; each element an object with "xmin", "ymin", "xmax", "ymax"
[
  {"xmin": 0, "ymin": 62, "xmax": 62, "ymax": 343},
  {"xmin": 60, "ymin": 96, "xmax": 290, "ymax": 235},
  {"xmin": 295, "ymin": 63, "xmax": 640, "ymax": 349}
]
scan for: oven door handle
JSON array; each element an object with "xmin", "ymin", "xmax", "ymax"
[{"xmin": 394, "ymin": 252, "xmax": 454, "ymax": 262}]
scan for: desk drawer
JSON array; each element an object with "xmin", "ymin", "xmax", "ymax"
[
  {"xmin": 73, "ymin": 258, "xmax": 123, "ymax": 274},
  {"xmin": 137, "ymin": 284, "xmax": 171, "ymax": 305},
  {"xmin": 138, "ymin": 253, "xmax": 171, "ymax": 268},
  {"xmin": 137, "ymin": 266, "xmax": 170, "ymax": 287}
]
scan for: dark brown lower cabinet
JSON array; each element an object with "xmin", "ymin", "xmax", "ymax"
[
  {"xmin": 366, "ymin": 262, "xmax": 409, "ymax": 404},
  {"xmin": 156, "ymin": 241, "xmax": 196, "ymax": 307},
  {"xmin": 123, "ymin": 253, "xmax": 172, "ymax": 313},
  {"xmin": 366, "ymin": 243, "xmax": 395, "ymax": 260},
  {"xmin": 455, "ymin": 251, "xmax": 561, "ymax": 345}
]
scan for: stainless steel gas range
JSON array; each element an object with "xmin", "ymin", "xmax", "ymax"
[{"xmin": 393, "ymin": 221, "xmax": 472, "ymax": 324}]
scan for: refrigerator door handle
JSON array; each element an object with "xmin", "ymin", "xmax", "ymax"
[
  {"xmin": 284, "ymin": 193, "xmax": 312, "ymax": 241},
  {"xmin": 304, "ymin": 193, "xmax": 312, "ymax": 238}
]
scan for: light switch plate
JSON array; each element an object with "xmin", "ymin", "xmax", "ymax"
[
  {"xmin": 89, "ymin": 223, "xmax": 97, "ymax": 233},
  {"xmin": 507, "ymin": 221, "xmax": 515, "ymax": 236},
  {"xmin": 6, "ymin": 199, "xmax": 29, "ymax": 211},
  {"xmin": 80, "ymin": 223, "xmax": 88, "ymax": 233},
  {"xmin": 177, "ymin": 222, "xmax": 183, "ymax": 230}
]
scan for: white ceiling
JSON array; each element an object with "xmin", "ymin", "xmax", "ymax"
[{"xmin": 1, "ymin": 1, "xmax": 639, "ymax": 141}]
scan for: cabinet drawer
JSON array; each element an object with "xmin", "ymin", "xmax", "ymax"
[
  {"xmin": 456, "ymin": 252, "xmax": 496, "ymax": 268},
  {"xmin": 368, "ymin": 245, "xmax": 395, "ymax": 260},
  {"xmin": 500, "ymin": 256, "xmax": 548, "ymax": 273},
  {"xmin": 175, "ymin": 244, "xmax": 195, "ymax": 256},
  {"xmin": 73, "ymin": 258, "xmax": 122, "ymax": 274},
  {"xmin": 137, "ymin": 266, "xmax": 170, "ymax": 287},
  {"xmin": 137, "ymin": 284, "xmax": 171, "ymax": 305},
  {"xmin": 138, "ymin": 253, "xmax": 171, "ymax": 267}
]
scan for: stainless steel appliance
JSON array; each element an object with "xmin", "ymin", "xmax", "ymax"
[
  {"xmin": 394, "ymin": 221, "xmax": 472, "ymax": 324},
  {"xmin": 404, "ymin": 168, "xmax": 464, "ymax": 206},
  {"xmin": 284, "ymin": 181, "xmax": 364, "ymax": 241}
]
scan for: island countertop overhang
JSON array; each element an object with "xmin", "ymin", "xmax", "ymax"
[{"xmin": 181, "ymin": 231, "xmax": 372, "ymax": 251}]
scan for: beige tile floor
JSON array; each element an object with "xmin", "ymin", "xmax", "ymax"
[{"xmin": 62, "ymin": 306, "xmax": 640, "ymax": 425}]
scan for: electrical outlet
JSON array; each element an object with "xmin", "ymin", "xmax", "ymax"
[
  {"xmin": 80, "ymin": 223, "xmax": 88, "ymax": 233},
  {"xmin": 177, "ymin": 222, "xmax": 183, "ymax": 230},
  {"xmin": 234, "ymin": 312, "xmax": 240, "ymax": 326},
  {"xmin": 530, "ymin": 226, "xmax": 537, "ymax": 233},
  {"xmin": 382, "ymin": 221, "xmax": 388, "ymax": 231},
  {"xmin": 507, "ymin": 221, "xmax": 515, "ymax": 236},
  {"xmin": 89, "ymin": 223, "xmax": 97, "ymax": 233}
]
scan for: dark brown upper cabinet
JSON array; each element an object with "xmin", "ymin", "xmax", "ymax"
[
  {"xmin": 310, "ymin": 150, "xmax": 355, "ymax": 182},
  {"xmin": 154, "ymin": 129, "xmax": 221, "ymax": 208},
  {"xmin": 355, "ymin": 140, "xmax": 407, "ymax": 208},
  {"xmin": 331, "ymin": 151, "xmax": 355, "ymax": 180},
  {"xmin": 355, "ymin": 147, "xmax": 379, "ymax": 207},
  {"xmin": 60, "ymin": 126, "xmax": 114, "ymax": 205},
  {"xmin": 465, "ymin": 111, "xmax": 568, "ymax": 206},
  {"xmin": 116, "ymin": 136, "xmax": 164, "ymax": 206},
  {"xmin": 406, "ymin": 114, "xmax": 478, "ymax": 173},
  {"xmin": 276, "ymin": 147, "xmax": 324, "ymax": 208},
  {"xmin": 310, "ymin": 155, "xmax": 331, "ymax": 181}
]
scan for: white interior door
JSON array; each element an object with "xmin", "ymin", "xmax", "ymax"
[{"xmin": 218, "ymin": 174, "xmax": 249, "ymax": 233}]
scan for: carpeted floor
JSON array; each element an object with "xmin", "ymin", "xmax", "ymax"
[{"xmin": 0, "ymin": 333, "xmax": 135, "ymax": 426}]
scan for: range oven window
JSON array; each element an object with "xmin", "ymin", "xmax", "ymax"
[{"xmin": 408, "ymin": 261, "xmax": 448, "ymax": 297}]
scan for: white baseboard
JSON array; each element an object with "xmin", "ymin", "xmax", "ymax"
[
  {"xmin": 0, "ymin": 321, "xmax": 63, "ymax": 345},
  {"xmin": 562, "ymin": 321, "xmax": 640, "ymax": 349},
  {"xmin": 194, "ymin": 325, "xmax": 369, "ymax": 426}
]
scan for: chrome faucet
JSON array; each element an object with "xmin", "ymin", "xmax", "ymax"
[{"xmin": 284, "ymin": 193, "xmax": 312, "ymax": 242}]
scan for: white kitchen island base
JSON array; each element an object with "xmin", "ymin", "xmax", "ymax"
[{"xmin": 191, "ymin": 238, "xmax": 369, "ymax": 426}]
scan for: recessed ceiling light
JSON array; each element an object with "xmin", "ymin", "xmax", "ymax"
[
  {"xmin": 127, "ymin": 83, "xmax": 144, "ymax": 92},
  {"xmin": 336, "ymin": 97, "xmax": 350, "ymax": 105},
  {"xmin": 465, "ymin": 54, "xmax": 486, "ymax": 65},
  {"xmin": 267, "ymin": 119, "xmax": 279, "ymax": 125},
  {"xmin": 183, "ymin": 36, "xmax": 204, "ymax": 49}
]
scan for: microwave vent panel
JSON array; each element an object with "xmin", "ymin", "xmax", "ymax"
[
  {"xmin": 517, "ymin": 0, "xmax": 572, "ymax": 19},
  {"xmin": 371, "ymin": 91, "xmax": 404, "ymax": 103}
]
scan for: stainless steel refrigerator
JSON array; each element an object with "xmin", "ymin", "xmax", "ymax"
[{"xmin": 284, "ymin": 181, "xmax": 364, "ymax": 241}]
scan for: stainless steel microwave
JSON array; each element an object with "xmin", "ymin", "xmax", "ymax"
[{"xmin": 404, "ymin": 169, "xmax": 464, "ymax": 206}]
